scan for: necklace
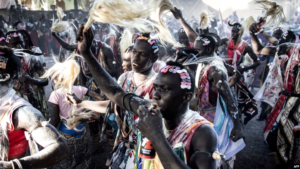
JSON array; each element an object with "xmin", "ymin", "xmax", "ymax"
[{"xmin": 132, "ymin": 72, "xmax": 155, "ymax": 91}]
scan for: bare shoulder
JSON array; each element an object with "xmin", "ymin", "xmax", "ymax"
[
  {"xmin": 191, "ymin": 123, "xmax": 217, "ymax": 154},
  {"xmin": 12, "ymin": 105, "xmax": 45, "ymax": 132}
]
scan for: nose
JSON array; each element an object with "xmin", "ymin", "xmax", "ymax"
[
  {"xmin": 153, "ymin": 89, "xmax": 161, "ymax": 101},
  {"xmin": 132, "ymin": 53, "xmax": 140, "ymax": 62}
]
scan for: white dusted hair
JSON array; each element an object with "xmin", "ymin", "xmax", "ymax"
[
  {"xmin": 200, "ymin": 11, "xmax": 214, "ymax": 29},
  {"xmin": 85, "ymin": 0, "xmax": 181, "ymax": 47},
  {"xmin": 41, "ymin": 53, "xmax": 80, "ymax": 94},
  {"xmin": 120, "ymin": 29, "xmax": 133, "ymax": 57},
  {"xmin": 50, "ymin": 7, "xmax": 68, "ymax": 33}
]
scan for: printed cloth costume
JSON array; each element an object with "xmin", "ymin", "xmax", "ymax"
[
  {"xmin": 264, "ymin": 44, "xmax": 300, "ymax": 141},
  {"xmin": 195, "ymin": 60, "xmax": 245, "ymax": 160},
  {"xmin": 274, "ymin": 64, "xmax": 300, "ymax": 163},
  {"xmin": 0, "ymin": 89, "xmax": 31, "ymax": 160},
  {"xmin": 48, "ymin": 86, "xmax": 93, "ymax": 169},
  {"xmin": 254, "ymin": 53, "xmax": 283, "ymax": 108},
  {"xmin": 227, "ymin": 39, "xmax": 258, "ymax": 124},
  {"xmin": 108, "ymin": 71, "xmax": 156, "ymax": 169}
]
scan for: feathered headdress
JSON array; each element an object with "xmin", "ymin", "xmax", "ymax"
[
  {"xmin": 85, "ymin": 0, "xmax": 180, "ymax": 47},
  {"xmin": 120, "ymin": 29, "xmax": 133, "ymax": 57},
  {"xmin": 199, "ymin": 11, "xmax": 214, "ymax": 29},
  {"xmin": 50, "ymin": 7, "xmax": 69, "ymax": 33},
  {"xmin": 41, "ymin": 53, "xmax": 80, "ymax": 93},
  {"xmin": 242, "ymin": 16, "xmax": 256, "ymax": 37}
]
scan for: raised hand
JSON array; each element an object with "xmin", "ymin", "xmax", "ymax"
[
  {"xmin": 81, "ymin": 26, "xmax": 94, "ymax": 55},
  {"xmin": 171, "ymin": 7, "xmax": 183, "ymax": 20},
  {"xmin": 137, "ymin": 105, "xmax": 163, "ymax": 140}
]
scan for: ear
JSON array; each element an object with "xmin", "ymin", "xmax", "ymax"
[{"xmin": 183, "ymin": 92, "xmax": 193, "ymax": 103}]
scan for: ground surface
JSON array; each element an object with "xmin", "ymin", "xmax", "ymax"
[{"xmin": 44, "ymin": 56, "xmax": 276, "ymax": 169}]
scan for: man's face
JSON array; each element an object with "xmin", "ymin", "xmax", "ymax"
[
  {"xmin": 131, "ymin": 40, "xmax": 156, "ymax": 73},
  {"xmin": 231, "ymin": 27, "xmax": 239, "ymax": 41},
  {"xmin": 122, "ymin": 51, "xmax": 132, "ymax": 72},
  {"xmin": 152, "ymin": 73, "xmax": 186, "ymax": 118},
  {"xmin": 272, "ymin": 30, "xmax": 283, "ymax": 40},
  {"xmin": 178, "ymin": 34, "xmax": 189, "ymax": 46},
  {"xmin": 194, "ymin": 40, "xmax": 208, "ymax": 56}
]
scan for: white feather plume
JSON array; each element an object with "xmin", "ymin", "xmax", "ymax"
[{"xmin": 85, "ymin": 0, "xmax": 180, "ymax": 47}]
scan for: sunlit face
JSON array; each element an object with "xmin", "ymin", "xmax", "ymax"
[
  {"xmin": 152, "ymin": 73, "xmax": 186, "ymax": 118},
  {"xmin": 122, "ymin": 51, "xmax": 132, "ymax": 72},
  {"xmin": 131, "ymin": 40, "xmax": 157, "ymax": 73}
]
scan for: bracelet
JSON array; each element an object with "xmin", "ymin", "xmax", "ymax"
[
  {"xmin": 12, "ymin": 159, "xmax": 23, "ymax": 169},
  {"xmin": 122, "ymin": 93, "xmax": 136, "ymax": 111}
]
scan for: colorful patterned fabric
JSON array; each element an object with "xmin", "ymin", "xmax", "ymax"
[
  {"xmin": 234, "ymin": 81, "xmax": 258, "ymax": 125},
  {"xmin": 196, "ymin": 64, "xmax": 216, "ymax": 123},
  {"xmin": 254, "ymin": 53, "xmax": 283, "ymax": 107},
  {"xmin": 227, "ymin": 39, "xmax": 247, "ymax": 67},
  {"xmin": 264, "ymin": 44, "xmax": 300, "ymax": 140}
]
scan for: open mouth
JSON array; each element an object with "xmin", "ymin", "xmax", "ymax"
[
  {"xmin": 132, "ymin": 63, "xmax": 138, "ymax": 67},
  {"xmin": 0, "ymin": 73, "xmax": 10, "ymax": 82}
]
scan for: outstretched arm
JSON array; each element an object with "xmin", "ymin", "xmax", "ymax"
[
  {"xmin": 262, "ymin": 32, "xmax": 279, "ymax": 46},
  {"xmin": 249, "ymin": 23, "xmax": 277, "ymax": 56},
  {"xmin": 172, "ymin": 7, "xmax": 198, "ymax": 43},
  {"xmin": 20, "ymin": 74, "xmax": 48, "ymax": 86},
  {"xmin": 52, "ymin": 32, "xmax": 77, "ymax": 51},
  {"xmin": 80, "ymin": 28, "xmax": 148, "ymax": 117},
  {"xmin": 12, "ymin": 106, "xmax": 69, "ymax": 168}
]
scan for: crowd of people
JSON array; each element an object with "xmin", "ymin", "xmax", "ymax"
[{"xmin": 1, "ymin": 0, "xmax": 300, "ymax": 169}]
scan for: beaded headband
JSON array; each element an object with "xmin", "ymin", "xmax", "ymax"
[
  {"xmin": 160, "ymin": 65, "xmax": 191, "ymax": 90},
  {"xmin": 196, "ymin": 36, "xmax": 210, "ymax": 46},
  {"xmin": 137, "ymin": 36, "xmax": 159, "ymax": 54}
]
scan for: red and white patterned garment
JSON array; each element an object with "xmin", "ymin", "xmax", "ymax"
[
  {"xmin": 117, "ymin": 71, "xmax": 157, "ymax": 143},
  {"xmin": 0, "ymin": 89, "xmax": 31, "ymax": 160},
  {"xmin": 227, "ymin": 39, "xmax": 247, "ymax": 68}
]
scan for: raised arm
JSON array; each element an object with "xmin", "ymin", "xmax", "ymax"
[
  {"xmin": 262, "ymin": 32, "xmax": 279, "ymax": 46},
  {"xmin": 13, "ymin": 106, "xmax": 69, "ymax": 168},
  {"xmin": 52, "ymin": 32, "xmax": 77, "ymax": 51},
  {"xmin": 20, "ymin": 74, "xmax": 48, "ymax": 86},
  {"xmin": 249, "ymin": 23, "xmax": 277, "ymax": 56},
  {"xmin": 79, "ymin": 28, "xmax": 147, "ymax": 117},
  {"xmin": 172, "ymin": 7, "xmax": 198, "ymax": 43}
]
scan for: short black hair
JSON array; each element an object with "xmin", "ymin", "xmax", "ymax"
[
  {"xmin": 164, "ymin": 61, "xmax": 195, "ymax": 93},
  {"xmin": 0, "ymin": 46, "xmax": 22, "ymax": 79},
  {"xmin": 286, "ymin": 31, "xmax": 296, "ymax": 43}
]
